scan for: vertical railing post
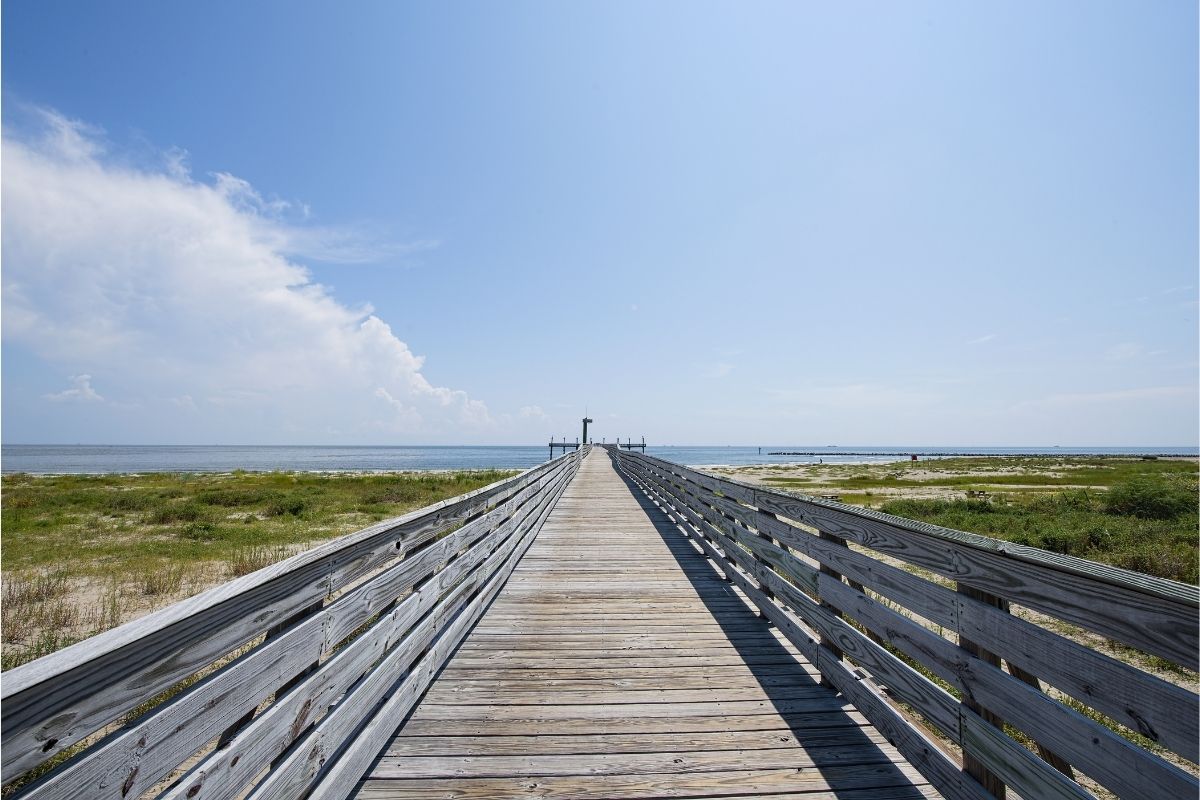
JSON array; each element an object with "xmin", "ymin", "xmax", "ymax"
[
  {"xmin": 750, "ymin": 507, "xmax": 777, "ymax": 621},
  {"xmin": 957, "ymin": 583, "xmax": 1008, "ymax": 798},
  {"xmin": 815, "ymin": 531, "xmax": 848, "ymax": 686},
  {"xmin": 956, "ymin": 583, "xmax": 1074, "ymax": 787}
]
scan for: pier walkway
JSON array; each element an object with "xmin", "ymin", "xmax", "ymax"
[
  {"xmin": 4, "ymin": 445, "xmax": 1196, "ymax": 800},
  {"xmin": 354, "ymin": 448, "xmax": 931, "ymax": 798}
]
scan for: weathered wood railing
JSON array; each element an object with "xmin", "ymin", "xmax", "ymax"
[
  {"xmin": 609, "ymin": 446, "xmax": 1199, "ymax": 800},
  {"xmin": 0, "ymin": 445, "xmax": 587, "ymax": 800}
]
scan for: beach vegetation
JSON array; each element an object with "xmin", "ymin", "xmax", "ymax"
[{"xmin": 0, "ymin": 469, "xmax": 516, "ymax": 669}]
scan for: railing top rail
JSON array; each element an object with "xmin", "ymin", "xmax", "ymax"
[
  {"xmin": 1, "ymin": 447, "xmax": 586, "ymax": 797},
  {"xmin": 611, "ymin": 445, "xmax": 1198, "ymax": 800},
  {"xmin": 1, "ymin": 453, "xmax": 566, "ymax": 697},
  {"xmin": 626, "ymin": 448, "xmax": 1198, "ymax": 607}
]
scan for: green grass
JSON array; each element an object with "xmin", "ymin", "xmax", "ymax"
[
  {"xmin": 0, "ymin": 469, "xmax": 517, "ymax": 669},
  {"xmin": 763, "ymin": 456, "xmax": 1199, "ymax": 492},
  {"xmin": 2, "ymin": 469, "xmax": 516, "ymax": 576},
  {"xmin": 878, "ymin": 484, "xmax": 1197, "ymax": 584},
  {"xmin": 754, "ymin": 458, "xmax": 1198, "ymax": 584}
]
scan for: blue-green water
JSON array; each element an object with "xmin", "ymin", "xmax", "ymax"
[{"xmin": 1, "ymin": 444, "xmax": 1195, "ymax": 474}]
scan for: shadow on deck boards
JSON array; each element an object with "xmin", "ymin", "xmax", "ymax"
[{"xmin": 612, "ymin": 462, "xmax": 933, "ymax": 798}]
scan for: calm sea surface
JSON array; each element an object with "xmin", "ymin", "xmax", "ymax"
[{"xmin": 2, "ymin": 444, "xmax": 1196, "ymax": 474}]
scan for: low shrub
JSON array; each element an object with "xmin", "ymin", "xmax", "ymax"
[{"xmin": 1104, "ymin": 478, "xmax": 1196, "ymax": 520}]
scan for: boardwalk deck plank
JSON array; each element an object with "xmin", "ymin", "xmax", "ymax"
[{"xmin": 352, "ymin": 449, "xmax": 937, "ymax": 799}]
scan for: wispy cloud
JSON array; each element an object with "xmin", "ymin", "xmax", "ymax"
[
  {"xmin": 3, "ymin": 107, "xmax": 490, "ymax": 440},
  {"xmin": 44, "ymin": 375, "xmax": 104, "ymax": 403},
  {"xmin": 966, "ymin": 333, "xmax": 998, "ymax": 345}
]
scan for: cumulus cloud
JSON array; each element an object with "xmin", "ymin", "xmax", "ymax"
[
  {"xmin": 44, "ymin": 375, "xmax": 104, "ymax": 403},
  {"xmin": 2, "ymin": 108, "xmax": 490, "ymax": 441}
]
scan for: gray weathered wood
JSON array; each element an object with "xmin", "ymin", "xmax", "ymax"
[
  {"xmin": 251, "ymin": 469, "xmax": 569, "ymax": 800},
  {"xmin": 0, "ymin": 456, "xmax": 575, "ymax": 783},
  {"xmin": 2, "ymin": 451, "xmax": 584, "ymax": 799},
  {"xmin": 622, "ymin": 451, "xmax": 1200, "ymax": 764},
  {"xmin": 620, "ymin": 449, "xmax": 1200, "ymax": 800},
  {"xmin": 629, "ymin": 450, "xmax": 1198, "ymax": 669}
]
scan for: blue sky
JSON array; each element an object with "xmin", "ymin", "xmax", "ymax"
[{"xmin": 3, "ymin": 1, "xmax": 1196, "ymax": 445}]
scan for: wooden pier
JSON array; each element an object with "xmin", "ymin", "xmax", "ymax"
[
  {"xmin": 356, "ymin": 447, "xmax": 929, "ymax": 798},
  {"xmin": 3, "ymin": 446, "xmax": 1197, "ymax": 800}
]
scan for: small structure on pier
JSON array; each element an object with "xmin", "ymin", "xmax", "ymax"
[
  {"xmin": 548, "ymin": 417, "xmax": 595, "ymax": 460},
  {"xmin": 619, "ymin": 435, "xmax": 647, "ymax": 452},
  {"xmin": 546, "ymin": 437, "xmax": 580, "ymax": 459}
]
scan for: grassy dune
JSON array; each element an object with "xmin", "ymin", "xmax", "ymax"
[
  {"xmin": 722, "ymin": 457, "xmax": 1199, "ymax": 584},
  {"xmin": 0, "ymin": 469, "xmax": 516, "ymax": 669}
]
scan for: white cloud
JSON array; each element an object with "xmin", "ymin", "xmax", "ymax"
[
  {"xmin": 519, "ymin": 405, "xmax": 548, "ymax": 419},
  {"xmin": 2, "ymin": 108, "xmax": 491, "ymax": 441},
  {"xmin": 44, "ymin": 375, "xmax": 104, "ymax": 403},
  {"xmin": 966, "ymin": 333, "xmax": 997, "ymax": 345}
]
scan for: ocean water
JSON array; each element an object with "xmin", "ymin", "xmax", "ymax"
[{"xmin": 1, "ymin": 444, "xmax": 1195, "ymax": 474}]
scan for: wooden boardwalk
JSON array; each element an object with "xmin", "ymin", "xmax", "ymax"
[
  {"xmin": 4, "ymin": 447, "xmax": 1194, "ymax": 800},
  {"xmin": 354, "ymin": 448, "xmax": 936, "ymax": 799}
]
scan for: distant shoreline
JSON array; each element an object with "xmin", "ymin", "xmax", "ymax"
[
  {"xmin": 3, "ymin": 444, "xmax": 1196, "ymax": 475},
  {"xmin": 762, "ymin": 450, "xmax": 1198, "ymax": 457}
]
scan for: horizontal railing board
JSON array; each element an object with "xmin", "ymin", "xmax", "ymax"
[
  {"xmin": 614, "ymin": 448, "xmax": 1200, "ymax": 800},
  {"xmin": 0, "ymin": 458, "xmax": 567, "ymax": 784},
  {"xmin": 635, "ymin": 456, "xmax": 1200, "ymax": 763},
  {"xmin": 759, "ymin": 488, "xmax": 1199, "ymax": 670},
  {"xmin": 631, "ymin": 452, "xmax": 1198, "ymax": 670},
  {"xmin": 636, "ymin": 455, "xmax": 1200, "ymax": 763},
  {"xmin": 628, "ymin": 463, "xmax": 962, "ymax": 737},
  {"xmin": 814, "ymin": 574, "xmax": 1197, "ymax": 800},
  {"xmin": 638, "ymin": 452, "xmax": 1195, "ymax": 604},
  {"xmin": 244, "ymin": 512, "xmax": 546, "ymax": 800},
  {"xmin": 959, "ymin": 712, "xmax": 1094, "ymax": 800},
  {"xmin": 17, "ymin": 464, "xmax": 572, "ymax": 800},
  {"xmin": 2, "ymin": 448, "xmax": 583, "ymax": 798},
  {"xmin": 717, "ymin": 494, "xmax": 1198, "ymax": 761},
  {"xmin": 644, "ymin": 469, "xmax": 963, "ymax": 740},
  {"xmin": 306, "ymin": 470, "xmax": 570, "ymax": 800},
  {"xmin": 635, "ymin": 451, "xmax": 1196, "ymax": 604},
  {"xmin": 626, "ymin": 457, "xmax": 1062, "ymax": 800},
  {"xmin": 622, "ymin": 460, "xmax": 989, "ymax": 800},
  {"xmin": 155, "ymin": 457, "xmax": 577, "ymax": 800}
]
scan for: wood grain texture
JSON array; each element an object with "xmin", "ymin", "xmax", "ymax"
[
  {"xmin": 635, "ymin": 464, "xmax": 1196, "ymax": 800},
  {"xmin": 0, "ymin": 455, "xmax": 577, "ymax": 785},
  {"xmin": 351, "ymin": 447, "xmax": 935, "ymax": 800},
  {"xmin": 14, "ymin": 444, "xmax": 1194, "ymax": 800},
  {"xmin": 629, "ymin": 450, "xmax": 1197, "ymax": 668},
  {"xmin": 621, "ymin": 451, "xmax": 1199, "ymax": 765},
  {"xmin": 161, "ymin": 457, "xmax": 578, "ymax": 800},
  {"xmin": 618, "ymin": 448, "xmax": 1200, "ymax": 800},
  {"xmin": 2, "ymin": 452, "xmax": 583, "ymax": 799}
]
